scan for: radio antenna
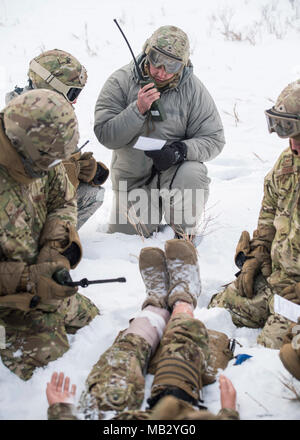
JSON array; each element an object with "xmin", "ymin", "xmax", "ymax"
[{"xmin": 113, "ymin": 18, "xmax": 144, "ymax": 80}]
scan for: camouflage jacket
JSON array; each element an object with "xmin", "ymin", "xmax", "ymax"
[
  {"xmin": 47, "ymin": 402, "xmax": 239, "ymax": 421},
  {"xmin": 257, "ymin": 147, "xmax": 300, "ymax": 290},
  {"xmin": 0, "ymin": 120, "xmax": 77, "ymax": 269}
]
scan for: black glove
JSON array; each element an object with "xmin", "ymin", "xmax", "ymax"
[
  {"xmin": 92, "ymin": 162, "xmax": 109, "ymax": 186},
  {"xmin": 62, "ymin": 242, "xmax": 82, "ymax": 268},
  {"xmin": 145, "ymin": 141, "xmax": 187, "ymax": 171}
]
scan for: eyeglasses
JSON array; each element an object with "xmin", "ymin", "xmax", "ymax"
[
  {"xmin": 265, "ymin": 107, "xmax": 300, "ymax": 138},
  {"xmin": 147, "ymin": 47, "xmax": 184, "ymax": 74},
  {"xmin": 29, "ymin": 59, "xmax": 83, "ymax": 103}
]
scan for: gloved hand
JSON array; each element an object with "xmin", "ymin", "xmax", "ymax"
[
  {"xmin": 78, "ymin": 152, "xmax": 109, "ymax": 186},
  {"xmin": 234, "ymin": 230, "xmax": 272, "ymax": 298},
  {"xmin": 78, "ymin": 152, "xmax": 97, "ymax": 183},
  {"xmin": 281, "ymin": 283, "xmax": 300, "ymax": 305},
  {"xmin": 63, "ymin": 152, "xmax": 109, "ymax": 189},
  {"xmin": 234, "ymin": 231, "xmax": 251, "ymax": 269},
  {"xmin": 235, "ymin": 247, "xmax": 272, "ymax": 298},
  {"xmin": 37, "ymin": 245, "xmax": 71, "ymax": 270},
  {"xmin": 18, "ymin": 262, "xmax": 78, "ymax": 303},
  {"xmin": 39, "ymin": 221, "xmax": 82, "ymax": 269},
  {"xmin": 62, "ymin": 152, "xmax": 81, "ymax": 189},
  {"xmin": 91, "ymin": 161, "xmax": 109, "ymax": 186},
  {"xmin": 145, "ymin": 141, "xmax": 187, "ymax": 171}
]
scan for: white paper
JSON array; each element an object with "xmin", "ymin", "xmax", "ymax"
[
  {"xmin": 133, "ymin": 136, "xmax": 166, "ymax": 151},
  {"xmin": 274, "ymin": 294, "xmax": 300, "ymax": 323}
]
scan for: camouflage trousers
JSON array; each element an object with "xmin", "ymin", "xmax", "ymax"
[
  {"xmin": 78, "ymin": 313, "xmax": 209, "ymax": 420},
  {"xmin": 0, "ymin": 293, "xmax": 99, "ymax": 380},
  {"xmin": 208, "ymin": 274, "xmax": 292, "ymax": 349},
  {"xmin": 77, "ymin": 183, "xmax": 105, "ymax": 230}
]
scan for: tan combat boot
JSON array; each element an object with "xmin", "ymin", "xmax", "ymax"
[
  {"xmin": 139, "ymin": 247, "xmax": 169, "ymax": 309},
  {"xmin": 165, "ymin": 239, "xmax": 201, "ymax": 309},
  {"xmin": 279, "ymin": 332, "xmax": 300, "ymax": 380}
]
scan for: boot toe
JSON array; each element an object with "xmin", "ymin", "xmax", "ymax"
[
  {"xmin": 279, "ymin": 343, "xmax": 300, "ymax": 380},
  {"xmin": 165, "ymin": 239, "xmax": 197, "ymax": 264}
]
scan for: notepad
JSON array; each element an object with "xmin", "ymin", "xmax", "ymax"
[
  {"xmin": 274, "ymin": 294, "xmax": 300, "ymax": 323},
  {"xmin": 133, "ymin": 136, "xmax": 166, "ymax": 151}
]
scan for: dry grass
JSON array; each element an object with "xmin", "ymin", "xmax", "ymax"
[
  {"xmin": 208, "ymin": 1, "xmax": 300, "ymax": 46},
  {"xmin": 223, "ymin": 102, "xmax": 241, "ymax": 126},
  {"xmin": 84, "ymin": 23, "xmax": 97, "ymax": 57},
  {"xmin": 124, "ymin": 202, "xmax": 151, "ymax": 241},
  {"xmin": 279, "ymin": 374, "xmax": 300, "ymax": 402},
  {"xmin": 170, "ymin": 204, "xmax": 221, "ymax": 249}
]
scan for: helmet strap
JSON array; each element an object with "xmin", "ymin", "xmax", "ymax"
[{"xmin": 29, "ymin": 59, "xmax": 76, "ymax": 99}]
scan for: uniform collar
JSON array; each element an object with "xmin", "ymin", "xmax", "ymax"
[{"xmin": 0, "ymin": 115, "xmax": 35, "ymax": 185}]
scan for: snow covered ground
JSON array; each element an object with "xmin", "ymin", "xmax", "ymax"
[{"xmin": 0, "ymin": 0, "xmax": 300, "ymax": 420}]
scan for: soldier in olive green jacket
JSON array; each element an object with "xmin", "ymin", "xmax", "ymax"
[
  {"xmin": 0, "ymin": 89, "xmax": 99, "ymax": 381},
  {"xmin": 94, "ymin": 25, "xmax": 225, "ymax": 238},
  {"xmin": 209, "ymin": 79, "xmax": 300, "ymax": 349}
]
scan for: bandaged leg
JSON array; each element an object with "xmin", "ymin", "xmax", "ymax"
[
  {"xmin": 123, "ymin": 306, "xmax": 170, "ymax": 354},
  {"xmin": 80, "ymin": 306, "xmax": 170, "ymax": 416}
]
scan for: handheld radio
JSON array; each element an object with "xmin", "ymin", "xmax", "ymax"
[{"xmin": 113, "ymin": 18, "xmax": 166, "ymax": 121}]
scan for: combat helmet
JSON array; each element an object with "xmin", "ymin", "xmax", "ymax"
[
  {"xmin": 144, "ymin": 25, "xmax": 190, "ymax": 74},
  {"xmin": 3, "ymin": 89, "xmax": 79, "ymax": 178},
  {"xmin": 28, "ymin": 49, "xmax": 87, "ymax": 103},
  {"xmin": 265, "ymin": 79, "xmax": 300, "ymax": 138}
]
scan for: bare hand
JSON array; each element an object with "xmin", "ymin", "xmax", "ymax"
[
  {"xmin": 137, "ymin": 82, "xmax": 160, "ymax": 115},
  {"xmin": 46, "ymin": 371, "xmax": 77, "ymax": 406},
  {"xmin": 219, "ymin": 375, "xmax": 236, "ymax": 411}
]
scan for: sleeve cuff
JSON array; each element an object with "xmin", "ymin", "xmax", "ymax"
[
  {"xmin": 131, "ymin": 101, "xmax": 147, "ymax": 121},
  {"xmin": 218, "ymin": 408, "xmax": 240, "ymax": 420},
  {"xmin": 48, "ymin": 402, "xmax": 77, "ymax": 420}
]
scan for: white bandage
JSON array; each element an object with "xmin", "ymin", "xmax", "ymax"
[
  {"xmin": 135, "ymin": 310, "xmax": 166, "ymax": 339},
  {"xmin": 123, "ymin": 306, "xmax": 170, "ymax": 353}
]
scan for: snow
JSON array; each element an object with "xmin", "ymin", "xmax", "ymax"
[{"xmin": 0, "ymin": 0, "xmax": 300, "ymax": 421}]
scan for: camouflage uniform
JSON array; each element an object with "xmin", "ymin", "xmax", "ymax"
[
  {"xmin": 209, "ymin": 147, "xmax": 300, "ymax": 348},
  {"xmin": 0, "ymin": 293, "xmax": 98, "ymax": 381},
  {"xmin": 5, "ymin": 49, "xmax": 108, "ymax": 230},
  {"xmin": 76, "ymin": 183, "xmax": 105, "ymax": 229},
  {"xmin": 0, "ymin": 91, "xmax": 99, "ymax": 380},
  {"xmin": 62, "ymin": 151, "xmax": 108, "ymax": 230},
  {"xmin": 48, "ymin": 314, "xmax": 239, "ymax": 420}
]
